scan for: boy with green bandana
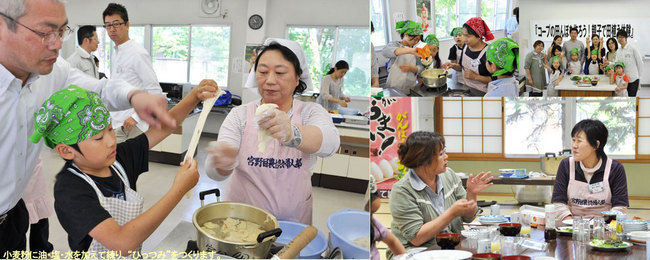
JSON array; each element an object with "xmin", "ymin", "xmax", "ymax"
[
  {"xmin": 29, "ymin": 80, "xmax": 217, "ymax": 256},
  {"xmin": 485, "ymin": 38, "xmax": 519, "ymax": 97}
]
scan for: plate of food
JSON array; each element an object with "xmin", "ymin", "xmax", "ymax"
[
  {"xmin": 556, "ymin": 226, "xmax": 573, "ymax": 235},
  {"xmin": 589, "ymin": 238, "xmax": 632, "ymax": 252},
  {"xmin": 571, "ymin": 75, "xmax": 581, "ymax": 81}
]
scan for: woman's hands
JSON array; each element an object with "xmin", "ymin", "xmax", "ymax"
[
  {"xmin": 338, "ymin": 100, "xmax": 349, "ymax": 107},
  {"xmin": 399, "ymin": 64, "xmax": 418, "ymax": 73},
  {"xmin": 466, "ymin": 171, "xmax": 494, "ymax": 196},
  {"xmin": 449, "ymin": 199, "xmax": 478, "ymax": 218},
  {"xmin": 205, "ymin": 141, "xmax": 239, "ymax": 170},
  {"xmin": 258, "ymin": 109, "xmax": 294, "ymax": 143}
]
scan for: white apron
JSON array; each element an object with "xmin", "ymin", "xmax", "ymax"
[
  {"xmin": 461, "ymin": 45, "xmax": 489, "ymax": 93},
  {"xmin": 567, "ymin": 157, "xmax": 613, "ymax": 219},
  {"xmin": 67, "ymin": 162, "xmax": 144, "ymax": 257},
  {"xmin": 225, "ymin": 101, "xmax": 313, "ymax": 224},
  {"xmin": 615, "ymin": 75, "xmax": 629, "ymax": 97},
  {"xmin": 386, "ymin": 44, "xmax": 418, "ymax": 94},
  {"xmin": 587, "ymin": 62, "xmax": 600, "ymax": 75}
]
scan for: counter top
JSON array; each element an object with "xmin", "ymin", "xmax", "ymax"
[{"xmin": 555, "ymin": 75, "xmax": 616, "ymax": 92}]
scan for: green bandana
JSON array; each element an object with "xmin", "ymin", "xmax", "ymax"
[
  {"xmin": 603, "ymin": 65, "xmax": 612, "ymax": 71},
  {"xmin": 486, "ymin": 38, "xmax": 519, "ymax": 76},
  {"xmin": 570, "ymin": 48, "xmax": 579, "ymax": 55},
  {"xmin": 550, "ymin": 56, "xmax": 561, "ymax": 64},
  {"xmin": 395, "ymin": 20, "xmax": 423, "ymax": 36},
  {"xmin": 29, "ymin": 86, "xmax": 112, "ymax": 149},
  {"xmin": 424, "ymin": 34, "xmax": 439, "ymax": 46},
  {"xmin": 450, "ymin": 27, "xmax": 463, "ymax": 37},
  {"xmin": 591, "ymin": 49, "xmax": 599, "ymax": 55},
  {"xmin": 614, "ymin": 61, "xmax": 625, "ymax": 69}
]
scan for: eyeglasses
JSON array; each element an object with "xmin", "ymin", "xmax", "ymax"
[
  {"xmin": 103, "ymin": 22, "xmax": 125, "ymax": 29},
  {"xmin": 439, "ymin": 147, "xmax": 447, "ymax": 156},
  {"xmin": 0, "ymin": 12, "xmax": 72, "ymax": 46}
]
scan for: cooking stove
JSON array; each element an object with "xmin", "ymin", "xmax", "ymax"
[
  {"xmin": 410, "ymin": 83, "xmax": 473, "ymax": 97},
  {"xmin": 184, "ymin": 240, "xmax": 284, "ymax": 259}
]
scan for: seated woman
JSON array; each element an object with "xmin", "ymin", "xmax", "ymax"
[
  {"xmin": 389, "ymin": 131, "xmax": 493, "ymax": 253},
  {"xmin": 552, "ymin": 119, "xmax": 629, "ymax": 225}
]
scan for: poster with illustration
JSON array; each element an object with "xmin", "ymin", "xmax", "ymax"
[
  {"xmin": 370, "ymin": 97, "xmax": 412, "ymax": 197},
  {"xmin": 416, "ymin": 0, "xmax": 431, "ymax": 32},
  {"xmin": 245, "ymin": 45, "xmax": 261, "ymax": 72}
]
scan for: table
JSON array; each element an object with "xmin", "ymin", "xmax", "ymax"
[
  {"xmin": 424, "ymin": 228, "xmax": 646, "ymax": 259},
  {"xmin": 555, "ymin": 75, "xmax": 615, "ymax": 97},
  {"xmin": 461, "ymin": 177, "xmax": 556, "ymax": 186}
]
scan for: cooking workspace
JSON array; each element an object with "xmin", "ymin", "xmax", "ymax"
[
  {"xmin": 371, "ymin": 0, "xmax": 525, "ymax": 97},
  {"xmin": 19, "ymin": 0, "xmax": 371, "ymax": 259}
]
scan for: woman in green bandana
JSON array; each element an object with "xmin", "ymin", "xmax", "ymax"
[
  {"xmin": 422, "ymin": 34, "xmax": 441, "ymax": 69},
  {"xmin": 381, "ymin": 20, "xmax": 425, "ymax": 94},
  {"xmin": 485, "ymin": 38, "xmax": 519, "ymax": 97},
  {"xmin": 30, "ymin": 81, "xmax": 218, "ymax": 256}
]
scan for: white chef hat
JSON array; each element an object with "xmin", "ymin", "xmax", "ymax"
[{"xmin": 244, "ymin": 38, "xmax": 314, "ymax": 92}]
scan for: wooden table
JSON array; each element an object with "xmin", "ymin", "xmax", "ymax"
[
  {"xmin": 425, "ymin": 228, "xmax": 646, "ymax": 259},
  {"xmin": 554, "ymin": 75, "xmax": 615, "ymax": 97},
  {"xmin": 461, "ymin": 177, "xmax": 556, "ymax": 186}
]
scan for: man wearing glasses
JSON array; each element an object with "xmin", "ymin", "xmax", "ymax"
[
  {"xmin": 66, "ymin": 25, "xmax": 100, "ymax": 78},
  {"xmin": 103, "ymin": 3, "xmax": 163, "ymax": 143},
  {"xmin": 0, "ymin": 0, "xmax": 175, "ymax": 256}
]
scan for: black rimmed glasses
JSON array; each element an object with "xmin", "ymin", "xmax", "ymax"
[
  {"xmin": 103, "ymin": 22, "xmax": 125, "ymax": 29},
  {"xmin": 0, "ymin": 12, "xmax": 72, "ymax": 46}
]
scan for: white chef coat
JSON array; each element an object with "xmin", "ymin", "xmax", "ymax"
[
  {"xmin": 0, "ymin": 57, "xmax": 136, "ymax": 215},
  {"xmin": 109, "ymin": 39, "xmax": 163, "ymax": 132},
  {"xmin": 66, "ymin": 47, "xmax": 99, "ymax": 79}
]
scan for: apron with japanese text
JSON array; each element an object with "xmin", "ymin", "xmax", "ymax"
[
  {"xmin": 225, "ymin": 101, "xmax": 313, "ymax": 224},
  {"xmin": 67, "ymin": 162, "xmax": 143, "ymax": 257},
  {"xmin": 567, "ymin": 157, "xmax": 613, "ymax": 219},
  {"xmin": 461, "ymin": 45, "xmax": 489, "ymax": 93}
]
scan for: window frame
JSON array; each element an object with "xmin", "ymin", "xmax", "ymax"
[{"xmin": 435, "ymin": 97, "xmax": 649, "ymax": 163}]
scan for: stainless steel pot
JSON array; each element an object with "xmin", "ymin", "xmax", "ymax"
[
  {"xmin": 193, "ymin": 189, "xmax": 282, "ymax": 259},
  {"xmin": 421, "ymin": 68, "xmax": 448, "ymax": 89}
]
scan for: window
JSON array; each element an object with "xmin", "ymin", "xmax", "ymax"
[
  {"xmin": 190, "ymin": 26, "xmax": 230, "ymax": 86},
  {"xmin": 481, "ymin": 0, "xmax": 508, "ymax": 31},
  {"xmin": 371, "ymin": 0, "xmax": 389, "ymax": 46},
  {"xmin": 458, "ymin": 0, "xmax": 478, "ymax": 31},
  {"xmin": 504, "ymin": 97, "xmax": 636, "ymax": 158},
  {"xmin": 638, "ymin": 98, "xmax": 650, "ymax": 159},
  {"xmin": 95, "ymin": 26, "xmax": 146, "ymax": 78},
  {"xmin": 439, "ymin": 97, "xmax": 503, "ymax": 157},
  {"xmin": 287, "ymin": 26, "xmax": 370, "ymax": 97},
  {"xmin": 152, "ymin": 26, "xmax": 189, "ymax": 83},
  {"xmin": 434, "ymin": 0, "xmax": 458, "ymax": 38}
]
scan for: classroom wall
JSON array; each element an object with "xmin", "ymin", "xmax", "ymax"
[
  {"xmin": 519, "ymin": 0, "xmax": 650, "ymax": 84},
  {"xmin": 63, "ymin": 0, "xmax": 369, "ymax": 96}
]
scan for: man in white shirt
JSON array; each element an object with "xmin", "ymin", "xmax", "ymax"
[
  {"xmin": 614, "ymin": 29, "xmax": 643, "ymax": 97},
  {"xmin": 505, "ymin": 7, "xmax": 518, "ymax": 39},
  {"xmin": 103, "ymin": 3, "xmax": 163, "ymax": 142},
  {"xmin": 0, "ymin": 0, "xmax": 174, "ymax": 255},
  {"xmin": 66, "ymin": 25, "xmax": 99, "ymax": 78}
]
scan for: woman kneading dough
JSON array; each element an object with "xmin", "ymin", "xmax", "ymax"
[{"xmin": 204, "ymin": 39, "xmax": 340, "ymax": 224}]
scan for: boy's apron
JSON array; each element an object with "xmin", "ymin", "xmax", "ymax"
[
  {"xmin": 566, "ymin": 157, "xmax": 613, "ymax": 219},
  {"xmin": 386, "ymin": 44, "xmax": 418, "ymax": 94},
  {"xmin": 226, "ymin": 101, "xmax": 313, "ymax": 224},
  {"xmin": 68, "ymin": 162, "xmax": 143, "ymax": 257},
  {"xmin": 461, "ymin": 45, "xmax": 489, "ymax": 93}
]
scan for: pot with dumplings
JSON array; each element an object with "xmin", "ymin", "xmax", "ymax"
[{"xmin": 192, "ymin": 189, "xmax": 282, "ymax": 259}]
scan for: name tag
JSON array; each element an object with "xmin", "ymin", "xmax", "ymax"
[
  {"xmin": 471, "ymin": 58, "xmax": 481, "ymax": 67},
  {"xmin": 588, "ymin": 182, "xmax": 605, "ymax": 194}
]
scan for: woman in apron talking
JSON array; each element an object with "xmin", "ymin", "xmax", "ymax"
[
  {"xmin": 204, "ymin": 39, "xmax": 340, "ymax": 224},
  {"xmin": 551, "ymin": 119, "xmax": 629, "ymax": 227},
  {"xmin": 381, "ymin": 20, "xmax": 425, "ymax": 94},
  {"xmin": 442, "ymin": 17, "xmax": 495, "ymax": 96}
]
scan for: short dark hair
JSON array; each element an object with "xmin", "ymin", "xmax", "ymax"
[
  {"xmin": 463, "ymin": 23, "xmax": 480, "ymax": 39},
  {"xmin": 616, "ymin": 29, "xmax": 628, "ymax": 38},
  {"xmin": 400, "ymin": 32, "xmax": 422, "ymax": 41},
  {"xmin": 397, "ymin": 131, "xmax": 445, "ymax": 169},
  {"xmin": 102, "ymin": 3, "xmax": 129, "ymax": 23},
  {"xmin": 552, "ymin": 45, "xmax": 562, "ymax": 55},
  {"xmin": 533, "ymin": 40, "xmax": 544, "ymax": 48},
  {"xmin": 77, "ymin": 25, "xmax": 96, "ymax": 45},
  {"xmin": 571, "ymin": 119, "xmax": 608, "ymax": 159},
  {"xmin": 327, "ymin": 60, "xmax": 349, "ymax": 75},
  {"xmin": 569, "ymin": 27, "xmax": 578, "ymax": 34},
  {"xmin": 93, "ymin": 56, "xmax": 99, "ymax": 64},
  {"xmin": 606, "ymin": 37, "xmax": 618, "ymax": 53},
  {"xmin": 254, "ymin": 43, "xmax": 307, "ymax": 95}
]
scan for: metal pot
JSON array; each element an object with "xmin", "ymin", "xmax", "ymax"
[
  {"xmin": 421, "ymin": 68, "xmax": 448, "ymax": 89},
  {"xmin": 192, "ymin": 189, "xmax": 282, "ymax": 259}
]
